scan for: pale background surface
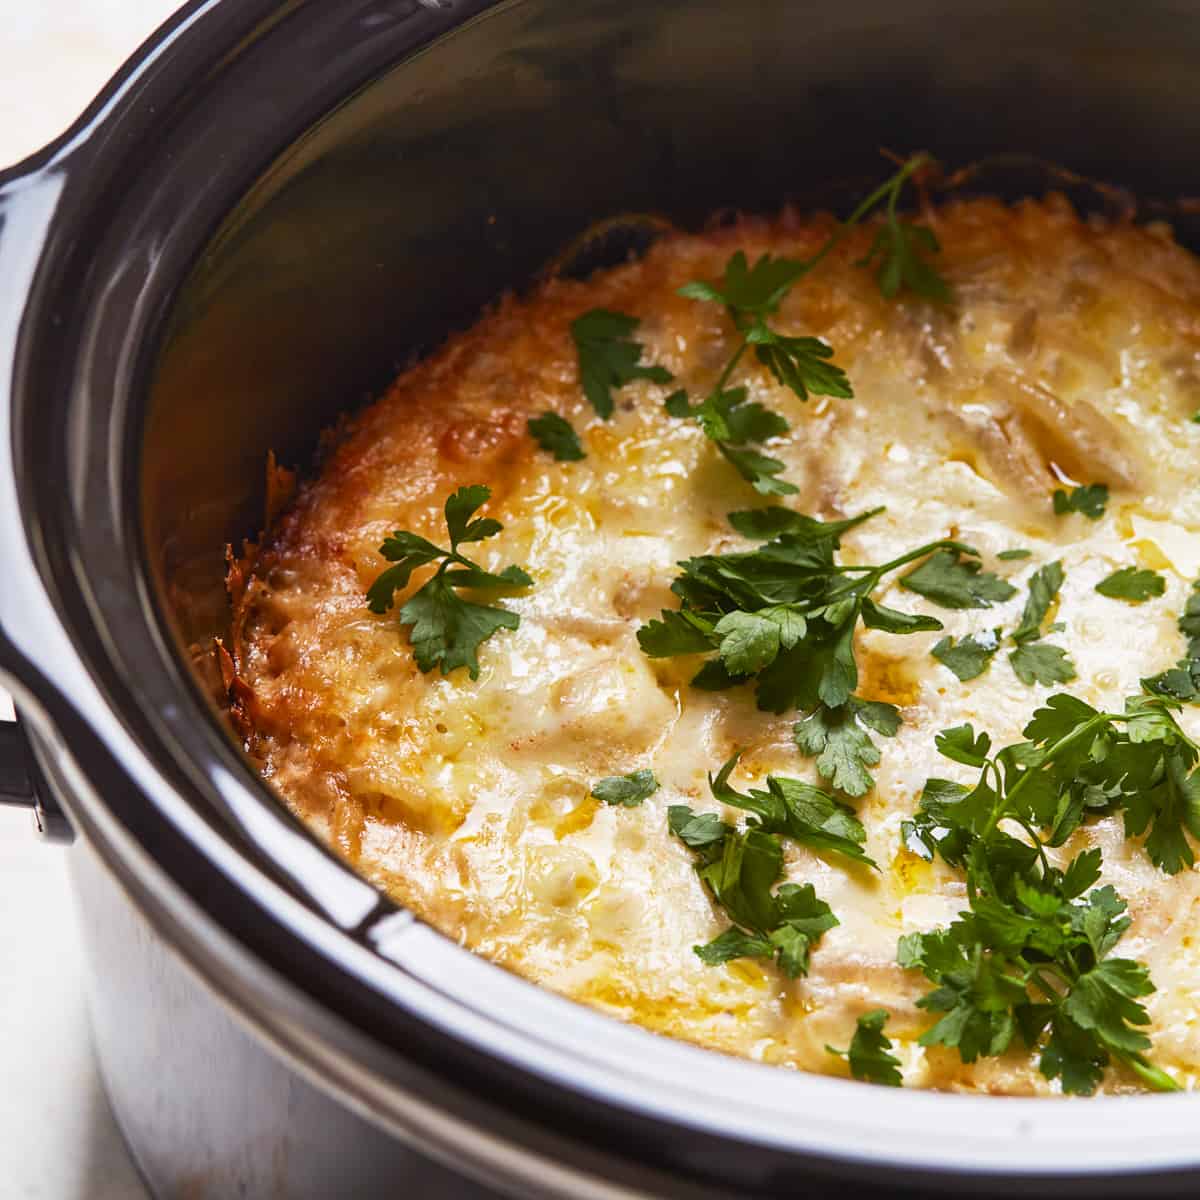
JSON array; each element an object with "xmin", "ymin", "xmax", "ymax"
[{"xmin": 1, "ymin": 5, "xmax": 183, "ymax": 1196}]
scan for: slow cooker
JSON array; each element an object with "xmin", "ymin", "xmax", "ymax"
[{"xmin": 3, "ymin": 2, "xmax": 1200, "ymax": 1195}]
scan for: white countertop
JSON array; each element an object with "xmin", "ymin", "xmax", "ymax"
[{"xmin": 1, "ymin": 5, "xmax": 183, "ymax": 1197}]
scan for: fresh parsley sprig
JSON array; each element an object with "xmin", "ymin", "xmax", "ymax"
[
  {"xmin": 906, "ymin": 694, "xmax": 1200, "ymax": 879},
  {"xmin": 669, "ymin": 251, "xmax": 847, "ymax": 495},
  {"xmin": 666, "ymin": 155, "xmax": 951, "ymax": 493},
  {"xmin": 639, "ymin": 505, "xmax": 1010, "ymax": 795},
  {"xmin": 931, "ymin": 628, "xmax": 1002, "ymax": 682},
  {"xmin": 898, "ymin": 697, "xmax": 1189, "ymax": 1092},
  {"xmin": 366, "ymin": 485, "xmax": 532, "ymax": 678},
  {"xmin": 826, "ymin": 1009, "xmax": 903, "ymax": 1086},
  {"xmin": 1143, "ymin": 575, "xmax": 1200, "ymax": 701},
  {"xmin": 670, "ymin": 751, "xmax": 873, "ymax": 978},
  {"xmin": 562, "ymin": 159, "xmax": 950, "ymax": 492},
  {"xmin": 854, "ymin": 160, "xmax": 952, "ymax": 304},
  {"xmin": 898, "ymin": 844, "xmax": 1174, "ymax": 1095}
]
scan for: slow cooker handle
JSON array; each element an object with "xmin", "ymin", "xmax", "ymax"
[
  {"xmin": 0, "ymin": 153, "xmax": 77, "ymax": 845},
  {"xmin": 0, "ymin": 711, "xmax": 73, "ymax": 843}
]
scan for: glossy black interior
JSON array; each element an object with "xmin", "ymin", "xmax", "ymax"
[{"xmin": 144, "ymin": 0, "xmax": 1200, "ymax": 655}]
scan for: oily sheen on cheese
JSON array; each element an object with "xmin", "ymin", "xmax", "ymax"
[{"xmin": 231, "ymin": 197, "xmax": 1200, "ymax": 1094}]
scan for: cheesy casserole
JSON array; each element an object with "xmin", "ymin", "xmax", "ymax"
[{"xmin": 229, "ymin": 192, "xmax": 1200, "ymax": 1094}]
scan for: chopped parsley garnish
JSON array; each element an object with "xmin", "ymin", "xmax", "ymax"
[
  {"xmin": 670, "ymin": 752, "xmax": 873, "ymax": 978},
  {"xmin": 932, "ymin": 629, "xmax": 1002, "ymax": 682},
  {"xmin": 569, "ymin": 308, "xmax": 673, "ymax": 419},
  {"xmin": 929, "ymin": 561, "xmax": 1075, "ymax": 688},
  {"xmin": 591, "ymin": 769, "xmax": 659, "ymax": 807},
  {"xmin": 1095, "ymin": 566, "xmax": 1166, "ymax": 603},
  {"xmin": 708, "ymin": 751, "xmax": 877, "ymax": 866},
  {"xmin": 898, "ymin": 696, "xmax": 1191, "ymax": 1093},
  {"xmin": 1009, "ymin": 642, "xmax": 1077, "ymax": 687},
  {"xmin": 997, "ymin": 548, "xmax": 1032, "ymax": 560},
  {"xmin": 826, "ymin": 1009, "xmax": 903, "ymax": 1086},
  {"xmin": 1053, "ymin": 483, "xmax": 1109, "ymax": 520},
  {"xmin": 1011, "ymin": 561, "xmax": 1064, "ymax": 644},
  {"xmin": 366, "ymin": 485, "xmax": 532, "ymax": 678},
  {"xmin": 1143, "ymin": 576, "xmax": 1200, "ymax": 701},
  {"xmin": 528, "ymin": 411, "xmax": 585, "ymax": 461},
  {"xmin": 1008, "ymin": 560, "xmax": 1076, "ymax": 686},
  {"xmin": 638, "ymin": 505, "xmax": 1009, "ymax": 795}
]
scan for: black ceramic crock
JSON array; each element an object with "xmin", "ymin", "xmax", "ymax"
[{"xmin": 5, "ymin": 2, "xmax": 1200, "ymax": 1196}]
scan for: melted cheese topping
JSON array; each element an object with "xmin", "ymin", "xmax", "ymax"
[{"xmin": 233, "ymin": 197, "xmax": 1200, "ymax": 1093}]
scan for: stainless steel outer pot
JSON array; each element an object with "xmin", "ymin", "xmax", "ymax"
[{"xmin": 4, "ymin": 2, "xmax": 1200, "ymax": 1196}]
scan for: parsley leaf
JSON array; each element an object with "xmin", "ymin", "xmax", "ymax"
[
  {"xmin": 717, "ymin": 444, "xmax": 798, "ymax": 496},
  {"xmin": 636, "ymin": 609, "xmax": 717, "ymax": 657},
  {"xmin": 666, "ymin": 384, "xmax": 789, "ymax": 444},
  {"xmin": 1143, "ymin": 577, "xmax": 1200, "ymax": 701},
  {"xmin": 932, "ymin": 559, "xmax": 1076, "ymax": 689},
  {"xmin": 900, "ymin": 548, "xmax": 1017, "ymax": 609},
  {"xmin": 857, "ymin": 221, "xmax": 950, "ymax": 304},
  {"xmin": 1053, "ymin": 483, "xmax": 1109, "ymax": 520},
  {"xmin": 708, "ymin": 751, "xmax": 877, "ymax": 866},
  {"xmin": 1009, "ymin": 642, "xmax": 1077, "ymax": 687},
  {"xmin": 910, "ymin": 692, "xmax": 1200, "ymax": 877},
  {"xmin": 726, "ymin": 506, "xmax": 879, "ymax": 542},
  {"xmin": 794, "ymin": 701, "xmax": 898, "ymax": 798},
  {"xmin": 677, "ymin": 250, "xmax": 808, "ymax": 316},
  {"xmin": 1003, "ymin": 560, "xmax": 1077, "ymax": 686},
  {"xmin": 527, "ymin": 411, "xmax": 584, "ymax": 461},
  {"xmin": 934, "ymin": 722, "xmax": 992, "ymax": 767},
  {"xmin": 672, "ymin": 252, "xmax": 823, "ymax": 494},
  {"xmin": 591, "ymin": 769, "xmax": 658, "ymax": 807},
  {"xmin": 860, "ymin": 598, "xmax": 944, "ymax": 634},
  {"xmin": 744, "ymin": 325, "xmax": 853, "ymax": 402},
  {"xmin": 714, "ymin": 610, "xmax": 794, "ymax": 676},
  {"xmin": 366, "ymin": 485, "xmax": 532, "ymax": 678},
  {"xmin": 932, "ymin": 629, "xmax": 1002, "ymax": 681},
  {"xmin": 667, "ymin": 805, "xmax": 729, "ymax": 849},
  {"xmin": 902, "ymin": 700, "xmax": 1180, "ymax": 1094},
  {"xmin": 693, "ymin": 927, "xmax": 775, "ymax": 967},
  {"xmin": 676, "ymin": 817, "xmax": 839, "ymax": 979},
  {"xmin": 1096, "ymin": 566, "xmax": 1166, "ymax": 603},
  {"xmin": 570, "ymin": 308, "xmax": 673, "ymax": 419},
  {"xmin": 1011, "ymin": 561, "xmax": 1064, "ymax": 644},
  {"xmin": 401, "ymin": 581, "xmax": 520, "ymax": 678},
  {"xmin": 826, "ymin": 1009, "xmax": 903, "ymax": 1086}
]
